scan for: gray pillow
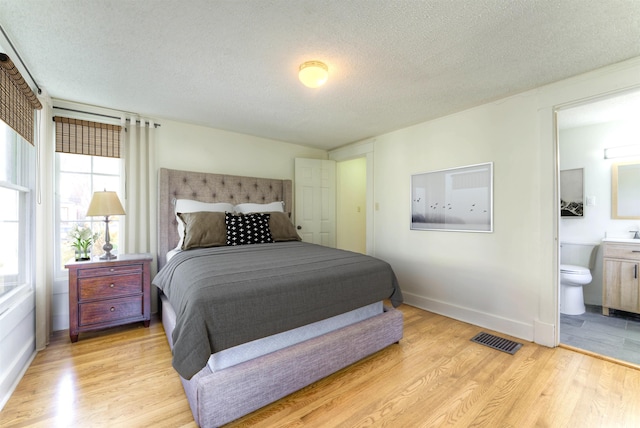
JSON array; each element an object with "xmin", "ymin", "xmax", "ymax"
[
  {"xmin": 178, "ymin": 211, "xmax": 227, "ymax": 250},
  {"xmin": 268, "ymin": 212, "xmax": 301, "ymax": 242}
]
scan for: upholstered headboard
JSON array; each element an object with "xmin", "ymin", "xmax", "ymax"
[{"xmin": 157, "ymin": 168, "xmax": 293, "ymax": 269}]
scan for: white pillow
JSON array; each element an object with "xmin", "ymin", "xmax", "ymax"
[
  {"xmin": 174, "ymin": 199, "xmax": 234, "ymax": 249},
  {"xmin": 234, "ymin": 201, "xmax": 284, "ymax": 214}
]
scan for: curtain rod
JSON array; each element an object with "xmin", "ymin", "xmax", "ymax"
[
  {"xmin": 53, "ymin": 106, "xmax": 161, "ymax": 128},
  {"xmin": 0, "ymin": 23, "xmax": 41, "ymax": 95}
]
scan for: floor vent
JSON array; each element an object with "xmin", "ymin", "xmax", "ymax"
[{"xmin": 471, "ymin": 332, "xmax": 522, "ymax": 355}]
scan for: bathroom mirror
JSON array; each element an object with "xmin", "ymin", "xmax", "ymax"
[{"xmin": 612, "ymin": 161, "xmax": 640, "ymax": 219}]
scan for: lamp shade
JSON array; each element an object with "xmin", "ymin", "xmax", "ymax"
[
  {"xmin": 86, "ymin": 190, "xmax": 126, "ymax": 217},
  {"xmin": 299, "ymin": 61, "xmax": 328, "ymax": 88}
]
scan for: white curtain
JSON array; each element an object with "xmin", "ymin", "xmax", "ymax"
[
  {"xmin": 35, "ymin": 94, "xmax": 53, "ymax": 350},
  {"xmin": 122, "ymin": 117, "xmax": 157, "ymax": 268}
]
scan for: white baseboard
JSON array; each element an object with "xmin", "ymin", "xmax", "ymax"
[
  {"xmin": 0, "ymin": 289, "xmax": 36, "ymax": 411},
  {"xmin": 0, "ymin": 347, "xmax": 36, "ymax": 411},
  {"xmin": 52, "ymin": 313, "xmax": 69, "ymax": 331},
  {"xmin": 403, "ymin": 291, "xmax": 536, "ymax": 343},
  {"xmin": 533, "ymin": 319, "xmax": 556, "ymax": 347}
]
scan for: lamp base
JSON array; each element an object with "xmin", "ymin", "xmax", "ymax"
[
  {"xmin": 99, "ymin": 252, "xmax": 117, "ymax": 260},
  {"xmin": 100, "ymin": 237, "xmax": 116, "ymax": 260}
]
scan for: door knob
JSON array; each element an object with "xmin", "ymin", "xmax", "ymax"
[{"xmin": 297, "ymin": 225, "xmax": 302, "ymax": 230}]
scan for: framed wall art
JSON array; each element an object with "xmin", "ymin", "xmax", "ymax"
[
  {"xmin": 560, "ymin": 168, "xmax": 584, "ymax": 218},
  {"xmin": 411, "ymin": 162, "xmax": 493, "ymax": 232}
]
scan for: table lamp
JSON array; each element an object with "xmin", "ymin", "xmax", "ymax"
[{"xmin": 86, "ymin": 190, "xmax": 126, "ymax": 260}]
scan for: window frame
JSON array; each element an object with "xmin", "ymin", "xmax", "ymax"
[
  {"xmin": 0, "ymin": 122, "xmax": 35, "ymax": 314},
  {"xmin": 54, "ymin": 152, "xmax": 124, "ymax": 279}
]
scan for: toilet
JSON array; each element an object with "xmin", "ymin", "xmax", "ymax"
[{"xmin": 560, "ymin": 264, "xmax": 593, "ymax": 315}]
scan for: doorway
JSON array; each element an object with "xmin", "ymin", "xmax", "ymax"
[
  {"xmin": 329, "ymin": 141, "xmax": 376, "ymax": 255},
  {"xmin": 557, "ymin": 89, "xmax": 640, "ymax": 365},
  {"xmin": 336, "ymin": 157, "xmax": 367, "ymax": 254}
]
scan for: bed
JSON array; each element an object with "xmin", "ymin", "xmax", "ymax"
[{"xmin": 154, "ymin": 168, "xmax": 404, "ymax": 427}]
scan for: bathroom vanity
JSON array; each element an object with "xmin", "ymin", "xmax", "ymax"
[{"xmin": 602, "ymin": 239, "xmax": 640, "ymax": 316}]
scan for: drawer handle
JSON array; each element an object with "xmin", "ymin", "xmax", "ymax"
[
  {"xmin": 110, "ymin": 307, "xmax": 116, "ymax": 312},
  {"xmin": 109, "ymin": 284, "xmax": 115, "ymax": 288},
  {"xmin": 635, "ymin": 265, "xmax": 638, "ymax": 280},
  {"xmin": 632, "ymin": 251, "xmax": 640, "ymax": 253}
]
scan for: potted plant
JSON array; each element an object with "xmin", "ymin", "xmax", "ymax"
[{"xmin": 68, "ymin": 224, "xmax": 98, "ymax": 261}]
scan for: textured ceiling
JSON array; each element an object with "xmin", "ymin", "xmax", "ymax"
[{"xmin": 1, "ymin": 0, "xmax": 639, "ymax": 150}]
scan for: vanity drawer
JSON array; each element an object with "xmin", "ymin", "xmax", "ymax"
[{"xmin": 603, "ymin": 243, "xmax": 640, "ymax": 261}]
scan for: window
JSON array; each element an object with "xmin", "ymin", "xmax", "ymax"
[
  {"xmin": 0, "ymin": 121, "xmax": 35, "ymax": 303},
  {"xmin": 55, "ymin": 153, "xmax": 123, "ymax": 272}
]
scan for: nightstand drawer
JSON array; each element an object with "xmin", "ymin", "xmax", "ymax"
[
  {"xmin": 77, "ymin": 264, "xmax": 142, "ymax": 278},
  {"xmin": 78, "ymin": 274, "xmax": 142, "ymax": 300},
  {"xmin": 79, "ymin": 296, "xmax": 144, "ymax": 326}
]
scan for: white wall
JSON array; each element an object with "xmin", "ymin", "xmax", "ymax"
[
  {"xmin": 559, "ymin": 118, "xmax": 640, "ymax": 305},
  {"xmin": 358, "ymin": 57, "xmax": 640, "ymax": 346},
  {"xmin": 560, "ymin": 120, "xmax": 640, "ymax": 242},
  {"xmin": 156, "ymin": 119, "xmax": 327, "ymax": 180},
  {"xmin": 371, "ymin": 93, "xmax": 543, "ymax": 341}
]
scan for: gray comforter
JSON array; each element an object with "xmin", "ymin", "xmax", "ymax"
[{"xmin": 152, "ymin": 241, "xmax": 403, "ymax": 379}]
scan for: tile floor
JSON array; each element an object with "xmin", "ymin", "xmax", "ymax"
[{"xmin": 560, "ymin": 305, "xmax": 640, "ymax": 365}]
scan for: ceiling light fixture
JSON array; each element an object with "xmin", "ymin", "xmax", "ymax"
[{"xmin": 298, "ymin": 61, "xmax": 328, "ymax": 88}]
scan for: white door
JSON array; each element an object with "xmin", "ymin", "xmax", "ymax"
[{"xmin": 294, "ymin": 158, "xmax": 336, "ymax": 247}]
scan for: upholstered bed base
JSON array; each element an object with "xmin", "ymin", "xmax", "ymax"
[{"xmin": 162, "ymin": 294, "xmax": 403, "ymax": 427}]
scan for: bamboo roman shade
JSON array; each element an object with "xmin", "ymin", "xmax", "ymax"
[
  {"xmin": 54, "ymin": 117, "xmax": 121, "ymax": 158},
  {"xmin": 0, "ymin": 53, "xmax": 42, "ymax": 145}
]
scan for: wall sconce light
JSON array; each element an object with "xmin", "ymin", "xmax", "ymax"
[
  {"xmin": 86, "ymin": 190, "xmax": 126, "ymax": 259},
  {"xmin": 604, "ymin": 145, "xmax": 640, "ymax": 159},
  {"xmin": 299, "ymin": 61, "xmax": 328, "ymax": 88}
]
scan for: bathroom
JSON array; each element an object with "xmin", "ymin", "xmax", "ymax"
[{"xmin": 558, "ymin": 89, "xmax": 640, "ymax": 365}]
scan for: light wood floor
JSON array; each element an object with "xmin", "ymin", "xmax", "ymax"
[{"xmin": 3, "ymin": 304, "xmax": 640, "ymax": 427}]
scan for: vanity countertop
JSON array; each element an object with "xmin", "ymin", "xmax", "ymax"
[{"xmin": 602, "ymin": 238, "xmax": 640, "ymax": 244}]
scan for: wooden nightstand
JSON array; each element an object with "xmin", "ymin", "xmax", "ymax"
[{"xmin": 65, "ymin": 253, "xmax": 152, "ymax": 342}]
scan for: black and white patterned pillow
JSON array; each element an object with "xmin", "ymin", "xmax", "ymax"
[{"xmin": 225, "ymin": 212, "xmax": 274, "ymax": 246}]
